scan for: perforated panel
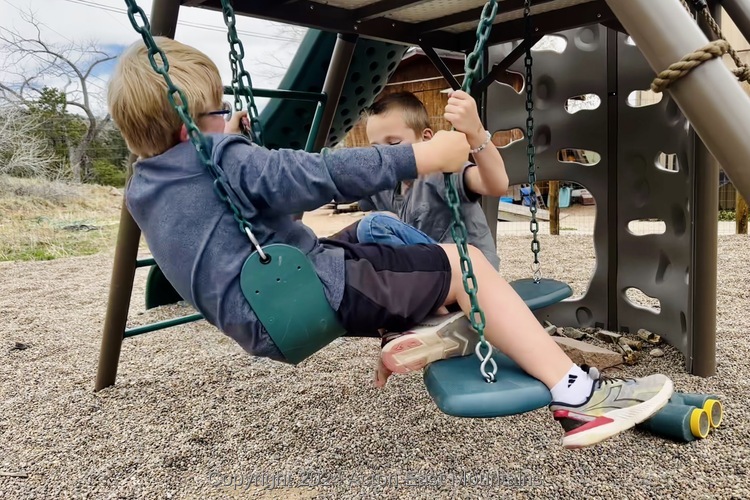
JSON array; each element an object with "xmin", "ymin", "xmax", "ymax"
[
  {"xmin": 615, "ymin": 32, "xmax": 692, "ymax": 361},
  {"xmin": 260, "ymin": 30, "xmax": 406, "ymax": 150},
  {"xmin": 486, "ymin": 25, "xmax": 695, "ymax": 367},
  {"xmin": 487, "ymin": 25, "xmax": 609, "ymax": 329}
]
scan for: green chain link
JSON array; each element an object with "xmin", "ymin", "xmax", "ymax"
[
  {"xmin": 462, "ymin": 0, "xmax": 499, "ymax": 92},
  {"xmin": 524, "ymin": 0, "xmax": 542, "ymax": 282},
  {"xmin": 220, "ymin": 0, "xmax": 264, "ymax": 145},
  {"xmin": 124, "ymin": 0, "xmax": 261, "ymax": 250},
  {"xmin": 444, "ymin": 0, "xmax": 499, "ymax": 382}
]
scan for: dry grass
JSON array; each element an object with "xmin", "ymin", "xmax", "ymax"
[{"xmin": 0, "ymin": 176, "xmax": 123, "ymax": 261}]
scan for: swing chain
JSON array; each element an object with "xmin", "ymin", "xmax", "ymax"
[
  {"xmin": 463, "ymin": 0, "xmax": 499, "ymax": 92},
  {"xmin": 445, "ymin": 0, "xmax": 498, "ymax": 383},
  {"xmin": 524, "ymin": 0, "xmax": 542, "ymax": 283},
  {"xmin": 124, "ymin": 0, "xmax": 264, "ymax": 255},
  {"xmin": 220, "ymin": 0, "xmax": 264, "ymax": 145}
]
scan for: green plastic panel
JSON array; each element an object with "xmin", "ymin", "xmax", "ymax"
[
  {"xmin": 145, "ymin": 264, "xmax": 184, "ymax": 310},
  {"xmin": 240, "ymin": 244, "xmax": 346, "ymax": 364},
  {"xmin": 509, "ymin": 278, "xmax": 573, "ymax": 311},
  {"xmin": 423, "ymin": 351, "xmax": 552, "ymax": 418},
  {"xmin": 260, "ymin": 29, "xmax": 408, "ymax": 150}
]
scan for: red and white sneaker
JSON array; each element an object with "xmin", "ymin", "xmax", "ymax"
[
  {"xmin": 550, "ymin": 365, "xmax": 674, "ymax": 449},
  {"xmin": 380, "ymin": 312, "xmax": 480, "ymax": 374}
]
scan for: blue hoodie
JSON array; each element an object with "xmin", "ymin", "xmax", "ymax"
[{"xmin": 126, "ymin": 134, "xmax": 417, "ymax": 361}]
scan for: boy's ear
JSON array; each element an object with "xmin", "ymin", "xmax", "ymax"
[
  {"xmin": 422, "ymin": 128, "xmax": 434, "ymax": 141},
  {"xmin": 179, "ymin": 124, "xmax": 189, "ymax": 143}
]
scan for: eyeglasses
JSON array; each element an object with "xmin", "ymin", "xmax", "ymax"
[{"xmin": 200, "ymin": 101, "xmax": 232, "ymax": 122}]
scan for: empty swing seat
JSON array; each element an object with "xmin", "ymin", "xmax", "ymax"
[
  {"xmin": 424, "ymin": 351, "xmax": 551, "ymax": 418},
  {"xmin": 510, "ymin": 278, "xmax": 572, "ymax": 311}
]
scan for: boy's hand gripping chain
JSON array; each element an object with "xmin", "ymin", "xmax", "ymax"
[{"xmin": 220, "ymin": 0, "xmax": 264, "ymax": 144}]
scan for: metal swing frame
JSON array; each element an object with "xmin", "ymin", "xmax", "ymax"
[{"xmin": 96, "ymin": 0, "xmax": 750, "ymax": 389}]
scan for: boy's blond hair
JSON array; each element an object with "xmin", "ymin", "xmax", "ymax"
[
  {"xmin": 365, "ymin": 91, "xmax": 431, "ymax": 135},
  {"xmin": 108, "ymin": 37, "xmax": 223, "ymax": 158}
]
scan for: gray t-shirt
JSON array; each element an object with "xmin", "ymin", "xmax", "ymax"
[
  {"xmin": 126, "ymin": 134, "xmax": 417, "ymax": 361},
  {"xmin": 359, "ymin": 165, "xmax": 500, "ymax": 270}
]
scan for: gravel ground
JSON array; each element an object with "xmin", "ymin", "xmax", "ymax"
[{"xmin": 1, "ymin": 228, "xmax": 749, "ymax": 499}]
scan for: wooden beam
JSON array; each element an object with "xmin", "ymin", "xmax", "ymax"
[
  {"xmin": 353, "ymin": 0, "xmax": 429, "ymax": 21},
  {"xmin": 548, "ymin": 180, "xmax": 560, "ymax": 235},
  {"xmin": 415, "ymin": 0, "xmax": 556, "ymax": 34},
  {"xmin": 737, "ymin": 191, "xmax": 749, "ymax": 234},
  {"xmin": 457, "ymin": 1, "xmax": 615, "ymax": 50},
  {"xmin": 194, "ymin": 0, "xmax": 462, "ymax": 51}
]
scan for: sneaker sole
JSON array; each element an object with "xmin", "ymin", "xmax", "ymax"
[
  {"xmin": 381, "ymin": 313, "xmax": 480, "ymax": 374},
  {"xmin": 562, "ymin": 377, "xmax": 674, "ymax": 449}
]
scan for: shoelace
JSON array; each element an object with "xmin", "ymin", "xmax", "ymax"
[{"xmin": 582, "ymin": 364, "xmax": 631, "ymax": 388}]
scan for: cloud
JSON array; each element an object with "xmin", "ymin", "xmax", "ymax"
[{"xmin": 0, "ymin": 0, "xmax": 306, "ymax": 114}]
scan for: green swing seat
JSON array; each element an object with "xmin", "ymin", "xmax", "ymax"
[
  {"xmin": 422, "ymin": 281, "xmax": 570, "ymax": 418},
  {"xmin": 145, "ymin": 265, "xmax": 183, "ymax": 310},
  {"xmin": 510, "ymin": 278, "xmax": 573, "ymax": 311},
  {"xmin": 423, "ymin": 351, "xmax": 551, "ymax": 418},
  {"xmin": 240, "ymin": 244, "xmax": 346, "ymax": 364}
]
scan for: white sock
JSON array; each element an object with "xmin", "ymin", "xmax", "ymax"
[{"xmin": 550, "ymin": 364, "xmax": 596, "ymax": 406}]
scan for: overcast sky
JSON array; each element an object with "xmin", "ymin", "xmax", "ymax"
[{"xmin": 0, "ymin": 0, "xmax": 306, "ymax": 114}]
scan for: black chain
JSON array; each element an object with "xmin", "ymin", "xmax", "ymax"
[
  {"xmin": 124, "ymin": 0, "xmax": 261, "ymax": 250},
  {"xmin": 524, "ymin": 0, "xmax": 542, "ymax": 282},
  {"xmin": 221, "ymin": 0, "xmax": 264, "ymax": 145}
]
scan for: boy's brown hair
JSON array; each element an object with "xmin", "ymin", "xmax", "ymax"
[
  {"xmin": 365, "ymin": 91, "xmax": 431, "ymax": 135},
  {"xmin": 107, "ymin": 37, "xmax": 223, "ymax": 158}
]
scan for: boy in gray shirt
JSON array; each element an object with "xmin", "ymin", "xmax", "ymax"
[
  {"xmin": 353, "ymin": 91, "xmax": 507, "ymax": 270},
  {"xmin": 107, "ymin": 37, "xmax": 673, "ymax": 450}
]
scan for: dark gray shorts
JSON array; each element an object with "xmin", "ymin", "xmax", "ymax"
[{"xmin": 321, "ymin": 238, "xmax": 452, "ymax": 336}]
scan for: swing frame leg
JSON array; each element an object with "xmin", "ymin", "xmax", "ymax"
[
  {"xmin": 95, "ymin": 160, "xmax": 141, "ymax": 390},
  {"xmin": 95, "ymin": 0, "xmax": 181, "ymax": 390}
]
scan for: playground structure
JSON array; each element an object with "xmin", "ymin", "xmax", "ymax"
[{"xmin": 97, "ymin": 0, "xmax": 750, "ymax": 394}]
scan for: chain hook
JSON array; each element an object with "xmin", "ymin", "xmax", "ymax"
[
  {"xmin": 475, "ymin": 340, "xmax": 497, "ymax": 383},
  {"xmin": 244, "ymin": 226, "xmax": 269, "ymax": 263}
]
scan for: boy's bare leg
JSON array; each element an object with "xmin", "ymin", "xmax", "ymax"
[
  {"xmin": 438, "ymin": 244, "xmax": 573, "ymax": 388},
  {"xmin": 380, "ymin": 244, "xmax": 673, "ymax": 449}
]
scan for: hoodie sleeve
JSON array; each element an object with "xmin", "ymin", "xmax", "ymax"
[{"xmin": 221, "ymin": 138, "xmax": 418, "ymax": 215}]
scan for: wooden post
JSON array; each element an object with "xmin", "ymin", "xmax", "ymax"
[
  {"xmin": 737, "ymin": 191, "xmax": 749, "ymax": 234},
  {"xmin": 548, "ymin": 180, "xmax": 560, "ymax": 235}
]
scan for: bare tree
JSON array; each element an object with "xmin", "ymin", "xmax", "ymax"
[
  {"xmin": 247, "ymin": 24, "xmax": 308, "ymax": 82},
  {"xmin": 0, "ymin": 10, "xmax": 116, "ymax": 182},
  {"xmin": 0, "ymin": 105, "xmax": 55, "ymax": 178}
]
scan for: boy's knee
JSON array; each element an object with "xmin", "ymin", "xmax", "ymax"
[{"xmin": 377, "ymin": 211, "xmax": 399, "ymax": 219}]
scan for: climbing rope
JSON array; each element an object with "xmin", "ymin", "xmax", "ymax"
[
  {"xmin": 651, "ymin": 0, "xmax": 750, "ymax": 93},
  {"xmin": 445, "ymin": 0, "xmax": 499, "ymax": 383}
]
